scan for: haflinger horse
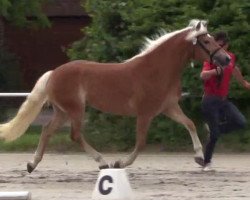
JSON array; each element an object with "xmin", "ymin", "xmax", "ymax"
[{"xmin": 0, "ymin": 19, "xmax": 230, "ymax": 173}]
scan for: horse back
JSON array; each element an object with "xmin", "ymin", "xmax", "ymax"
[{"xmin": 46, "ymin": 60, "xmax": 136, "ymax": 115}]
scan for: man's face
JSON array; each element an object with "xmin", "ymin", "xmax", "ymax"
[{"xmin": 216, "ymin": 40, "xmax": 229, "ymax": 50}]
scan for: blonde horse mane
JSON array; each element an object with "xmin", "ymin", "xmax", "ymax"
[{"xmin": 127, "ymin": 19, "xmax": 208, "ymax": 61}]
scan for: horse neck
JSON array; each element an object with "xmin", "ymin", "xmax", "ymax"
[{"xmin": 136, "ymin": 30, "xmax": 192, "ymax": 80}]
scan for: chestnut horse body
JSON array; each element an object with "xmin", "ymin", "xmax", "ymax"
[{"xmin": 0, "ymin": 20, "xmax": 230, "ymax": 172}]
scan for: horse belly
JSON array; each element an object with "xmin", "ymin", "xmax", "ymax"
[
  {"xmin": 87, "ymin": 94, "xmax": 135, "ymax": 116},
  {"xmin": 85, "ymin": 77, "xmax": 135, "ymax": 115},
  {"xmin": 82, "ymin": 65, "xmax": 135, "ymax": 115}
]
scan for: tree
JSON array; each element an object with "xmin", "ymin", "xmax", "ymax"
[
  {"xmin": 0, "ymin": 0, "xmax": 49, "ymax": 27},
  {"xmin": 68, "ymin": 0, "xmax": 205, "ymax": 62},
  {"xmin": 194, "ymin": 0, "xmax": 250, "ymax": 98},
  {"xmin": 68, "ymin": 0, "xmax": 250, "ymax": 98},
  {"xmin": 0, "ymin": 0, "xmax": 50, "ymax": 47}
]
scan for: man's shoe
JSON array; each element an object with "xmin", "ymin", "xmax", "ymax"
[{"xmin": 202, "ymin": 162, "xmax": 215, "ymax": 172}]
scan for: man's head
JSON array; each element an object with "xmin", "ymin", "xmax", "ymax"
[{"xmin": 213, "ymin": 31, "xmax": 229, "ymax": 50}]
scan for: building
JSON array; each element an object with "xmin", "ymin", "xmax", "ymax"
[{"xmin": 4, "ymin": 0, "xmax": 90, "ymax": 90}]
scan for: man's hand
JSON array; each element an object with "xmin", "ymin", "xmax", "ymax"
[
  {"xmin": 233, "ymin": 67, "xmax": 250, "ymax": 89},
  {"xmin": 200, "ymin": 67, "xmax": 222, "ymax": 80},
  {"xmin": 243, "ymin": 80, "xmax": 250, "ymax": 90},
  {"xmin": 216, "ymin": 66, "xmax": 223, "ymax": 76}
]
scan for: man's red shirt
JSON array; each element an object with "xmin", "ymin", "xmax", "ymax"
[{"xmin": 202, "ymin": 52, "xmax": 236, "ymax": 97}]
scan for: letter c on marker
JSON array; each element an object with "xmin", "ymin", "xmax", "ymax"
[{"xmin": 99, "ymin": 175, "xmax": 113, "ymax": 195}]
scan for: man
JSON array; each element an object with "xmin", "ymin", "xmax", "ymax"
[{"xmin": 200, "ymin": 31, "xmax": 250, "ymax": 171}]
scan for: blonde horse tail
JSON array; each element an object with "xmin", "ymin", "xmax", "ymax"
[{"xmin": 0, "ymin": 71, "xmax": 53, "ymax": 142}]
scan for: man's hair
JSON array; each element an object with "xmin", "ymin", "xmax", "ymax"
[{"xmin": 213, "ymin": 31, "xmax": 229, "ymax": 44}]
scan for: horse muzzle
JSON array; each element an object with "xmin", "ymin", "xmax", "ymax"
[{"xmin": 212, "ymin": 54, "xmax": 231, "ymax": 68}]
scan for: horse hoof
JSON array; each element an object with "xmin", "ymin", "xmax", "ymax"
[
  {"xmin": 113, "ymin": 161, "xmax": 121, "ymax": 168},
  {"xmin": 195, "ymin": 157, "xmax": 204, "ymax": 167},
  {"xmin": 27, "ymin": 163, "xmax": 34, "ymax": 173},
  {"xmin": 99, "ymin": 164, "xmax": 109, "ymax": 170}
]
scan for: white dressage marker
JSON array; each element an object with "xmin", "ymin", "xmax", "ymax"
[
  {"xmin": 92, "ymin": 169, "xmax": 133, "ymax": 200},
  {"xmin": 0, "ymin": 191, "xmax": 31, "ymax": 200}
]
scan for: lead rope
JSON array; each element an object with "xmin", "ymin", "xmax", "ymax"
[{"xmin": 216, "ymin": 65, "xmax": 224, "ymax": 88}]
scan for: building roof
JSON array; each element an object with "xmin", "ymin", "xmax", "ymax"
[{"xmin": 43, "ymin": 0, "xmax": 88, "ymax": 17}]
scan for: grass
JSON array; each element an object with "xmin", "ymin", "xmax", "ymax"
[
  {"xmin": 0, "ymin": 126, "xmax": 82, "ymax": 152},
  {"xmin": 1, "ymin": 125, "xmax": 250, "ymax": 153}
]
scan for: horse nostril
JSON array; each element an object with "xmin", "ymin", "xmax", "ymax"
[{"xmin": 226, "ymin": 56, "xmax": 231, "ymax": 64}]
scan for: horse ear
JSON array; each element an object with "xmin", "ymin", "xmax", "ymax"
[
  {"xmin": 202, "ymin": 20, "xmax": 208, "ymax": 27},
  {"xmin": 195, "ymin": 21, "xmax": 201, "ymax": 31}
]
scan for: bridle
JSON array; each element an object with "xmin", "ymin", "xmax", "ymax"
[
  {"xmin": 196, "ymin": 34, "xmax": 222, "ymax": 63},
  {"xmin": 193, "ymin": 34, "xmax": 224, "ymax": 87}
]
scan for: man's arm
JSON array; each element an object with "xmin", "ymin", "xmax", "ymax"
[
  {"xmin": 200, "ymin": 67, "xmax": 222, "ymax": 80},
  {"xmin": 233, "ymin": 66, "xmax": 250, "ymax": 90}
]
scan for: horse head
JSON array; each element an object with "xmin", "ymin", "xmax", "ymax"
[{"xmin": 186, "ymin": 20, "xmax": 231, "ymax": 67}]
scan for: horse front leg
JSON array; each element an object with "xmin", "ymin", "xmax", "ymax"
[
  {"xmin": 80, "ymin": 136, "xmax": 109, "ymax": 169},
  {"xmin": 163, "ymin": 104, "xmax": 204, "ymax": 166},
  {"xmin": 112, "ymin": 116, "xmax": 152, "ymax": 168}
]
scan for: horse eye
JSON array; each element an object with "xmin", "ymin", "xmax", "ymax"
[{"xmin": 204, "ymin": 40, "xmax": 209, "ymax": 44}]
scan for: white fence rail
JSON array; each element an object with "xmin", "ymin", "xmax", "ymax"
[
  {"xmin": 0, "ymin": 93, "xmax": 30, "ymax": 97},
  {"xmin": 0, "ymin": 93, "xmax": 49, "ymax": 126},
  {"xmin": 0, "ymin": 92, "xmax": 190, "ymax": 126}
]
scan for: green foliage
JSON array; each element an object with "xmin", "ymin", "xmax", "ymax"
[
  {"xmin": 68, "ymin": 0, "xmax": 250, "ymax": 97},
  {"xmin": 0, "ymin": 47, "xmax": 22, "ymax": 91},
  {"xmin": 199, "ymin": 0, "xmax": 250, "ymax": 99},
  {"xmin": 68, "ymin": 0, "xmax": 204, "ymax": 62},
  {"xmin": 66, "ymin": 0, "xmax": 250, "ymax": 151},
  {"xmin": 0, "ymin": 0, "xmax": 50, "ymax": 28},
  {"xmin": 0, "ymin": 126, "xmax": 81, "ymax": 152},
  {"xmin": 84, "ymin": 108, "xmax": 135, "ymax": 151},
  {"xmin": 1, "ymin": 115, "xmax": 250, "ymax": 152}
]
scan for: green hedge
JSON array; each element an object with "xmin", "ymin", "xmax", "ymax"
[
  {"xmin": 1, "ymin": 98, "xmax": 250, "ymax": 152},
  {"xmin": 65, "ymin": 0, "xmax": 250, "ymax": 152},
  {"xmin": 2, "ymin": 0, "xmax": 250, "ymax": 152}
]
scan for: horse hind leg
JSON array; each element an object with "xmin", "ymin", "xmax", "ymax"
[
  {"xmin": 163, "ymin": 104, "xmax": 204, "ymax": 166},
  {"xmin": 27, "ymin": 106, "xmax": 67, "ymax": 173},
  {"xmin": 68, "ymin": 104, "xmax": 108, "ymax": 169}
]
